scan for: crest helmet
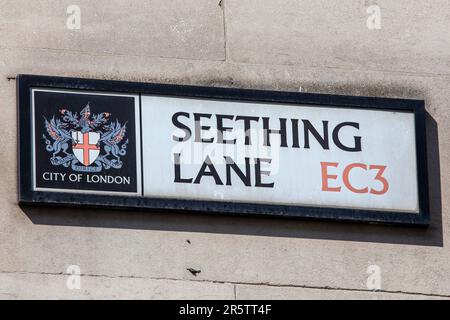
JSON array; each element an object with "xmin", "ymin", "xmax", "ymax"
[{"xmin": 81, "ymin": 103, "xmax": 91, "ymax": 119}]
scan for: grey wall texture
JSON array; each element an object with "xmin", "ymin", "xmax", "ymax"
[{"xmin": 0, "ymin": 0, "xmax": 449, "ymax": 299}]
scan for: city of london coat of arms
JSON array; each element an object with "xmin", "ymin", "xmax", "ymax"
[{"xmin": 42, "ymin": 103, "xmax": 129, "ymax": 173}]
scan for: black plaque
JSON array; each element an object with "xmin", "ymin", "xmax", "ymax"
[{"xmin": 32, "ymin": 89, "xmax": 140, "ymax": 194}]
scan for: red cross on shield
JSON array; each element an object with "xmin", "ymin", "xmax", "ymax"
[{"xmin": 72, "ymin": 131, "xmax": 100, "ymax": 166}]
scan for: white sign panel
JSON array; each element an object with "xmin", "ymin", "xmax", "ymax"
[{"xmin": 141, "ymin": 96, "xmax": 418, "ymax": 213}]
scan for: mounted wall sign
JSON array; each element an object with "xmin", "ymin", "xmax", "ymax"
[{"xmin": 18, "ymin": 75, "xmax": 430, "ymax": 225}]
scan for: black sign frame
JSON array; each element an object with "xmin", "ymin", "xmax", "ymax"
[{"xmin": 18, "ymin": 74, "xmax": 430, "ymax": 226}]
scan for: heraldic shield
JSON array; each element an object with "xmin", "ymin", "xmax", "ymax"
[{"xmin": 71, "ymin": 131, "xmax": 100, "ymax": 166}]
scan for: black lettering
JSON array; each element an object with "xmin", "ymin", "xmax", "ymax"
[
  {"xmin": 291, "ymin": 119, "xmax": 300, "ymax": 148},
  {"xmin": 332, "ymin": 122, "xmax": 362, "ymax": 152},
  {"xmin": 193, "ymin": 156, "xmax": 223, "ymax": 185},
  {"xmin": 216, "ymin": 114, "xmax": 236, "ymax": 144},
  {"xmin": 224, "ymin": 156, "xmax": 251, "ymax": 186},
  {"xmin": 302, "ymin": 120, "xmax": 329, "ymax": 150},
  {"xmin": 172, "ymin": 112, "xmax": 191, "ymax": 142},
  {"xmin": 194, "ymin": 113, "xmax": 214, "ymax": 143},
  {"xmin": 173, "ymin": 153, "xmax": 193, "ymax": 183},
  {"xmin": 235, "ymin": 116, "xmax": 259, "ymax": 145},
  {"xmin": 262, "ymin": 117, "xmax": 288, "ymax": 147},
  {"xmin": 255, "ymin": 158, "xmax": 274, "ymax": 188}
]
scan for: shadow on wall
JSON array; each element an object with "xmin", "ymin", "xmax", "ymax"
[{"xmin": 21, "ymin": 112, "xmax": 443, "ymax": 247}]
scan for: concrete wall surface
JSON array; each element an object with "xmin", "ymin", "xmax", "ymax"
[{"xmin": 0, "ymin": 0, "xmax": 449, "ymax": 299}]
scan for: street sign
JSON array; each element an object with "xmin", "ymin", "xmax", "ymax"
[{"xmin": 18, "ymin": 75, "xmax": 430, "ymax": 225}]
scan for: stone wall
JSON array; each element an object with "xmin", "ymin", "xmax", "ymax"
[{"xmin": 0, "ymin": 0, "xmax": 449, "ymax": 299}]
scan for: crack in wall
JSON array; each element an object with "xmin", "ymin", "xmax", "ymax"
[
  {"xmin": 220, "ymin": 0, "xmax": 228, "ymax": 62},
  {"xmin": 0, "ymin": 45, "xmax": 226, "ymax": 62},
  {"xmin": 4, "ymin": 44, "xmax": 450, "ymax": 81},
  {"xmin": 0, "ymin": 270, "xmax": 448, "ymax": 298}
]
